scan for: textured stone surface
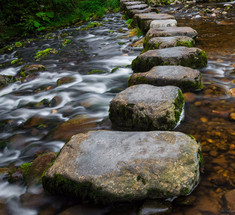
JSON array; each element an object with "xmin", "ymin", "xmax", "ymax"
[
  {"xmin": 121, "ymin": 1, "xmax": 145, "ymax": 10},
  {"xmin": 134, "ymin": 13, "xmax": 175, "ymax": 33},
  {"xmin": 224, "ymin": 189, "xmax": 235, "ymax": 213},
  {"xmin": 128, "ymin": 66, "xmax": 203, "ymax": 92},
  {"xmin": 144, "ymin": 36, "xmax": 195, "ymax": 50},
  {"xmin": 126, "ymin": 4, "xmax": 148, "ymax": 11},
  {"xmin": 145, "ymin": 27, "xmax": 198, "ymax": 42},
  {"xmin": 0, "ymin": 74, "xmax": 14, "ymax": 89},
  {"xmin": 43, "ymin": 130, "xmax": 201, "ymax": 203},
  {"xmin": 109, "ymin": 84, "xmax": 184, "ymax": 130},
  {"xmin": 126, "ymin": 7, "xmax": 153, "ymax": 19},
  {"xmin": 150, "ymin": 19, "xmax": 177, "ymax": 28},
  {"xmin": 132, "ymin": 47, "xmax": 207, "ymax": 73}
]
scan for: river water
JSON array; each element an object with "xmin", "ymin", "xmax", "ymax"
[{"xmin": 0, "ymin": 3, "xmax": 234, "ymax": 215}]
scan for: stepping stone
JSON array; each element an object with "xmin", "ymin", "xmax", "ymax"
[
  {"xmin": 120, "ymin": 1, "xmax": 144, "ymax": 10},
  {"xmin": 126, "ymin": 7, "xmax": 153, "ymax": 19},
  {"xmin": 134, "ymin": 13, "xmax": 175, "ymax": 33},
  {"xmin": 143, "ymin": 36, "xmax": 195, "ymax": 51},
  {"xmin": 128, "ymin": 66, "xmax": 203, "ymax": 92},
  {"xmin": 145, "ymin": 27, "xmax": 198, "ymax": 42},
  {"xmin": 126, "ymin": 4, "xmax": 149, "ymax": 11},
  {"xmin": 150, "ymin": 19, "xmax": 177, "ymax": 28},
  {"xmin": 42, "ymin": 130, "xmax": 201, "ymax": 203},
  {"xmin": 109, "ymin": 84, "xmax": 184, "ymax": 130},
  {"xmin": 132, "ymin": 46, "xmax": 207, "ymax": 73}
]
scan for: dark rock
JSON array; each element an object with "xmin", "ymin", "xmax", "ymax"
[
  {"xmin": 145, "ymin": 27, "xmax": 198, "ymax": 42},
  {"xmin": 25, "ymin": 152, "xmax": 57, "ymax": 186},
  {"xmin": 132, "ymin": 47, "xmax": 207, "ymax": 73},
  {"xmin": 144, "ymin": 36, "xmax": 195, "ymax": 51},
  {"xmin": 57, "ymin": 77, "xmax": 75, "ymax": 86},
  {"xmin": 43, "ymin": 130, "xmax": 201, "ymax": 203},
  {"xmin": 20, "ymin": 193, "xmax": 51, "ymax": 209},
  {"xmin": 0, "ymin": 74, "xmax": 15, "ymax": 89},
  {"xmin": 128, "ymin": 66, "xmax": 203, "ymax": 92},
  {"xmin": 52, "ymin": 115, "xmax": 98, "ymax": 141},
  {"xmin": 109, "ymin": 85, "xmax": 184, "ymax": 130},
  {"xmin": 134, "ymin": 13, "xmax": 175, "ymax": 33}
]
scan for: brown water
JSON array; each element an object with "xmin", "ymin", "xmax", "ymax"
[{"xmin": 0, "ymin": 3, "xmax": 234, "ymax": 215}]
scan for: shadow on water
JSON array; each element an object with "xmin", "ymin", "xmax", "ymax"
[{"xmin": 0, "ymin": 3, "xmax": 234, "ymax": 214}]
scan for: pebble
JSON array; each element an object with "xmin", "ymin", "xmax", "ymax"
[
  {"xmin": 224, "ymin": 189, "xmax": 235, "ymax": 212},
  {"xmin": 229, "ymin": 113, "xmax": 235, "ymax": 121}
]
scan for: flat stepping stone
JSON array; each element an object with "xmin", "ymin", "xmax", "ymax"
[
  {"xmin": 132, "ymin": 46, "xmax": 207, "ymax": 73},
  {"xmin": 43, "ymin": 130, "xmax": 201, "ymax": 203},
  {"xmin": 109, "ymin": 84, "xmax": 184, "ymax": 130},
  {"xmin": 126, "ymin": 4, "xmax": 149, "ymax": 11},
  {"xmin": 143, "ymin": 36, "xmax": 195, "ymax": 50},
  {"xmin": 128, "ymin": 66, "xmax": 203, "ymax": 92},
  {"xmin": 126, "ymin": 7, "xmax": 153, "ymax": 19},
  {"xmin": 134, "ymin": 13, "xmax": 175, "ymax": 33},
  {"xmin": 146, "ymin": 27, "xmax": 198, "ymax": 42},
  {"xmin": 150, "ymin": 19, "xmax": 177, "ymax": 28},
  {"xmin": 120, "ymin": 1, "xmax": 144, "ymax": 10}
]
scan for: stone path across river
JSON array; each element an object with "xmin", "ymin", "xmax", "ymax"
[{"xmin": 43, "ymin": 0, "xmax": 208, "ymax": 204}]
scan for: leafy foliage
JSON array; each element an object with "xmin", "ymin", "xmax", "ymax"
[{"xmin": 0, "ymin": 0, "xmax": 120, "ymax": 46}]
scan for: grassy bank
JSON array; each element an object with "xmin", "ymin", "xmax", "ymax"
[{"xmin": 0, "ymin": 0, "xmax": 120, "ymax": 47}]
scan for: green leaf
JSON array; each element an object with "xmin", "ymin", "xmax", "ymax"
[
  {"xmin": 33, "ymin": 20, "xmax": 41, "ymax": 28},
  {"xmin": 45, "ymin": 12, "xmax": 54, "ymax": 18}
]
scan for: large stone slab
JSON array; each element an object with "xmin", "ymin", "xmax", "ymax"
[
  {"xmin": 145, "ymin": 27, "xmax": 198, "ymax": 42},
  {"xmin": 128, "ymin": 66, "xmax": 203, "ymax": 92},
  {"xmin": 126, "ymin": 7, "xmax": 153, "ymax": 19},
  {"xmin": 42, "ymin": 130, "xmax": 201, "ymax": 203},
  {"xmin": 143, "ymin": 36, "xmax": 195, "ymax": 51},
  {"xmin": 120, "ymin": 1, "xmax": 144, "ymax": 10},
  {"xmin": 126, "ymin": 4, "xmax": 149, "ymax": 11},
  {"xmin": 132, "ymin": 47, "xmax": 207, "ymax": 73},
  {"xmin": 109, "ymin": 84, "xmax": 184, "ymax": 130},
  {"xmin": 150, "ymin": 19, "xmax": 177, "ymax": 28},
  {"xmin": 134, "ymin": 13, "xmax": 175, "ymax": 33}
]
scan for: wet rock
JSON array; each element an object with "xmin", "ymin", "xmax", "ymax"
[
  {"xmin": 20, "ymin": 193, "xmax": 51, "ymax": 209},
  {"xmin": 224, "ymin": 189, "xmax": 235, "ymax": 212},
  {"xmin": 143, "ymin": 36, "xmax": 195, "ymax": 50},
  {"xmin": 145, "ymin": 27, "xmax": 198, "ymax": 42},
  {"xmin": 58, "ymin": 204, "xmax": 108, "ymax": 215},
  {"xmin": 109, "ymin": 85, "xmax": 184, "ymax": 130},
  {"xmin": 57, "ymin": 77, "xmax": 75, "ymax": 86},
  {"xmin": 0, "ymin": 74, "xmax": 15, "ymax": 89},
  {"xmin": 121, "ymin": 1, "xmax": 144, "ymax": 10},
  {"xmin": 139, "ymin": 200, "xmax": 172, "ymax": 215},
  {"xmin": 132, "ymin": 47, "xmax": 207, "ymax": 73},
  {"xmin": 126, "ymin": 4, "xmax": 149, "ymax": 11},
  {"xmin": 174, "ymin": 195, "xmax": 196, "ymax": 206},
  {"xmin": 150, "ymin": 19, "xmax": 177, "ymax": 28},
  {"xmin": 43, "ymin": 130, "xmax": 201, "ymax": 203},
  {"xmin": 0, "ymin": 203, "xmax": 7, "ymax": 215},
  {"xmin": 20, "ymin": 64, "xmax": 46, "ymax": 75},
  {"xmin": 128, "ymin": 66, "xmax": 202, "ymax": 92},
  {"xmin": 25, "ymin": 152, "xmax": 57, "ymax": 186},
  {"xmin": 52, "ymin": 115, "xmax": 97, "ymax": 141},
  {"xmin": 134, "ymin": 13, "xmax": 175, "ymax": 33},
  {"xmin": 131, "ymin": 38, "xmax": 145, "ymax": 48},
  {"xmin": 183, "ymin": 92, "xmax": 196, "ymax": 103}
]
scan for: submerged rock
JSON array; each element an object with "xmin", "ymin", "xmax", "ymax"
[
  {"xmin": 132, "ymin": 47, "xmax": 207, "ymax": 73},
  {"xmin": 134, "ymin": 13, "xmax": 175, "ymax": 33},
  {"xmin": 43, "ymin": 130, "xmax": 201, "ymax": 203},
  {"xmin": 139, "ymin": 200, "xmax": 172, "ymax": 215},
  {"xmin": 143, "ymin": 36, "xmax": 195, "ymax": 51},
  {"xmin": 128, "ymin": 66, "xmax": 203, "ymax": 92},
  {"xmin": 145, "ymin": 27, "xmax": 198, "ymax": 42},
  {"xmin": 109, "ymin": 85, "xmax": 184, "ymax": 130}
]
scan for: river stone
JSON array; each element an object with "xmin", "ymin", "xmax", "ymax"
[
  {"xmin": 109, "ymin": 85, "xmax": 184, "ymax": 130},
  {"xmin": 134, "ymin": 13, "xmax": 175, "ymax": 33},
  {"xmin": 120, "ymin": 1, "xmax": 144, "ymax": 10},
  {"xmin": 126, "ymin": 7, "xmax": 154, "ymax": 19},
  {"xmin": 145, "ymin": 27, "xmax": 198, "ymax": 42},
  {"xmin": 150, "ymin": 19, "xmax": 177, "ymax": 28},
  {"xmin": 42, "ymin": 130, "xmax": 201, "ymax": 203},
  {"xmin": 132, "ymin": 47, "xmax": 207, "ymax": 73},
  {"xmin": 126, "ymin": 4, "xmax": 149, "ymax": 11},
  {"xmin": 128, "ymin": 66, "xmax": 203, "ymax": 92},
  {"xmin": 0, "ymin": 74, "xmax": 14, "ymax": 89},
  {"xmin": 144, "ymin": 36, "xmax": 195, "ymax": 51}
]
